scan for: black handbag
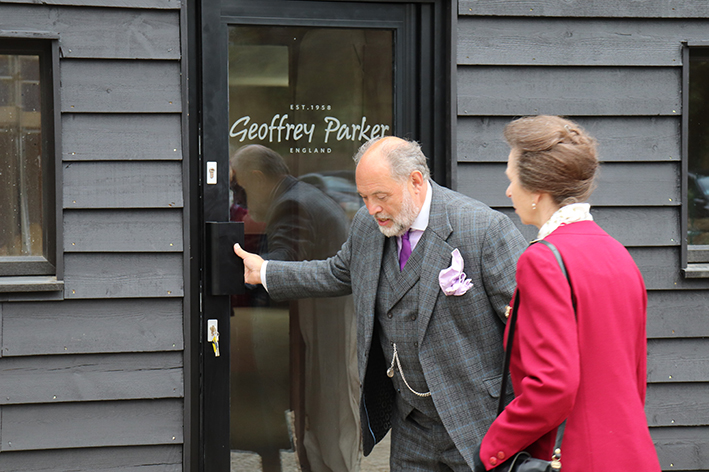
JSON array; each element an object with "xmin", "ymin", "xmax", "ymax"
[{"xmin": 494, "ymin": 240, "xmax": 574, "ymax": 472}]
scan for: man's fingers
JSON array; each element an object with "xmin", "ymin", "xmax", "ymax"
[{"xmin": 233, "ymin": 243, "xmax": 265, "ymax": 286}]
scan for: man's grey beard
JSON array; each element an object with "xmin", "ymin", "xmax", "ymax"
[{"xmin": 377, "ymin": 189, "xmax": 419, "ymax": 238}]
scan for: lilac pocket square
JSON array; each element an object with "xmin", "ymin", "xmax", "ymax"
[{"xmin": 439, "ymin": 249, "xmax": 473, "ymax": 296}]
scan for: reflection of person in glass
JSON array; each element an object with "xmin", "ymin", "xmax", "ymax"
[
  {"xmin": 231, "ymin": 145, "xmax": 349, "ymax": 261},
  {"xmin": 230, "ymin": 144, "xmax": 360, "ymax": 472},
  {"xmin": 235, "ymin": 137, "xmax": 527, "ymax": 470}
]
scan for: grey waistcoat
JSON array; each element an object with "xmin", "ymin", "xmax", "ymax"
[{"xmin": 376, "ymin": 234, "xmax": 439, "ymax": 421}]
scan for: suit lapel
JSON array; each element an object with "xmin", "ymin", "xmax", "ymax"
[{"xmin": 417, "ymin": 182, "xmax": 454, "ymax": 344}]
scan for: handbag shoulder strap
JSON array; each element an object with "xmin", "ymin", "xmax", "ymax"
[
  {"xmin": 537, "ymin": 240, "xmax": 576, "ymax": 312},
  {"xmin": 496, "ymin": 289, "xmax": 520, "ymax": 416},
  {"xmin": 537, "ymin": 240, "xmax": 568, "ymax": 280},
  {"xmin": 496, "ymin": 240, "xmax": 575, "ymax": 452}
]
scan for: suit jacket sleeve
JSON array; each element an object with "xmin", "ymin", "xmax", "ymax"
[
  {"xmin": 480, "ymin": 212, "xmax": 528, "ymax": 322},
  {"xmin": 480, "ymin": 244, "xmax": 579, "ymax": 468}
]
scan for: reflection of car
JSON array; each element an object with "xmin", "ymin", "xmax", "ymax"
[
  {"xmin": 299, "ymin": 171, "xmax": 363, "ymax": 219},
  {"xmin": 689, "ymin": 172, "xmax": 709, "ymax": 219}
]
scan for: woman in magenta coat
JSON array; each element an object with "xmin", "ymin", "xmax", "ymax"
[{"xmin": 473, "ymin": 115, "xmax": 661, "ymax": 471}]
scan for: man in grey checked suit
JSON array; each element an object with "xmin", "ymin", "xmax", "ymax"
[{"xmin": 235, "ymin": 136, "xmax": 527, "ymax": 470}]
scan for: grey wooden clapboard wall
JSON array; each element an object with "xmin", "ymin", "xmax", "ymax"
[
  {"xmin": 456, "ymin": 1, "xmax": 709, "ymax": 470},
  {"xmin": 0, "ymin": 0, "xmax": 186, "ymax": 470}
]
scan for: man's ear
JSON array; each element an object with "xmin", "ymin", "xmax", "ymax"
[{"xmin": 410, "ymin": 170, "xmax": 425, "ymax": 193}]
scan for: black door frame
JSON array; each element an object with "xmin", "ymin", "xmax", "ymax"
[{"xmin": 189, "ymin": 1, "xmax": 453, "ymax": 470}]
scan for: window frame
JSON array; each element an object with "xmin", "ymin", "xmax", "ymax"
[{"xmin": 0, "ymin": 32, "xmax": 63, "ymax": 295}]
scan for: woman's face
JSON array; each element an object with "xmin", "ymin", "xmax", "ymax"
[{"xmin": 505, "ymin": 149, "xmax": 538, "ymax": 226}]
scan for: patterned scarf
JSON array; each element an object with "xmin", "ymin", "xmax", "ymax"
[{"xmin": 536, "ymin": 203, "xmax": 593, "ymax": 241}]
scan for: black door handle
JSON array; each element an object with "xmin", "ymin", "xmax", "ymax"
[{"xmin": 206, "ymin": 221, "xmax": 245, "ymax": 295}]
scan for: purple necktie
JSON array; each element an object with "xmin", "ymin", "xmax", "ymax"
[{"xmin": 399, "ymin": 230, "xmax": 412, "ymax": 271}]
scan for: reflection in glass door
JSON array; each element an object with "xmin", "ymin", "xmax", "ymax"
[{"xmin": 227, "ymin": 26, "xmax": 393, "ymax": 471}]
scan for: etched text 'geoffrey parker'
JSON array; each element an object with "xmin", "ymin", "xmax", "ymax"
[{"xmin": 229, "ymin": 114, "xmax": 390, "ymax": 144}]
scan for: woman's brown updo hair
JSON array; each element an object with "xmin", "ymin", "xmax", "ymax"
[{"xmin": 504, "ymin": 115, "xmax": 599, "ymax": 206}]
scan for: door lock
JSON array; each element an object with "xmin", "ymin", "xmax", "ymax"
[{"xmin": 207, "ymin": 319, "xmax": 220, "ymax": 357}]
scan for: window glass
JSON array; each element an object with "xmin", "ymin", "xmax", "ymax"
[
  {"xmin": 688, "ymin": 50, "xmax": 709, "ymax": 247},
  {"xmin": 227, "ymin": 25, "xmax": 393, "ymax": 471},
  {"xmin": 0, "ymin": 53, "xmax": 45, "ymax": 259}
]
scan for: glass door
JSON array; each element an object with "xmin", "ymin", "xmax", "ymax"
[
  {"xmin": 199, "ymin": 2, "xmax": 450, "ymax": 471},
  {"xmin": 227, "ymin": 24, "xmax": 392, "ymax": 472}
]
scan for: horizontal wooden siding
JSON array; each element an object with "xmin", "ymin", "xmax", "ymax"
[
  {"xmin": 0, "ymin": 1, "xmax": 185, "ymax": 470},
  {"xmin": 457, "ymin": 8, "xmax": 709, "ymax": 471}
]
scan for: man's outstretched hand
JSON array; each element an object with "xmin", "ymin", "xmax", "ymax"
[{"xmin": 234, "ymin": 243, "xmax": 265, "ymax": 285}]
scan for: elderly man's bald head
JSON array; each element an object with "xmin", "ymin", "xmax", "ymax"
[
  {"xmin": 230, "ymin": 144, "xmax": 290, "ymax": 179},
  {"xmin": 353, "ymin": 136, "xmax": 430, "ymax": 183}
]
